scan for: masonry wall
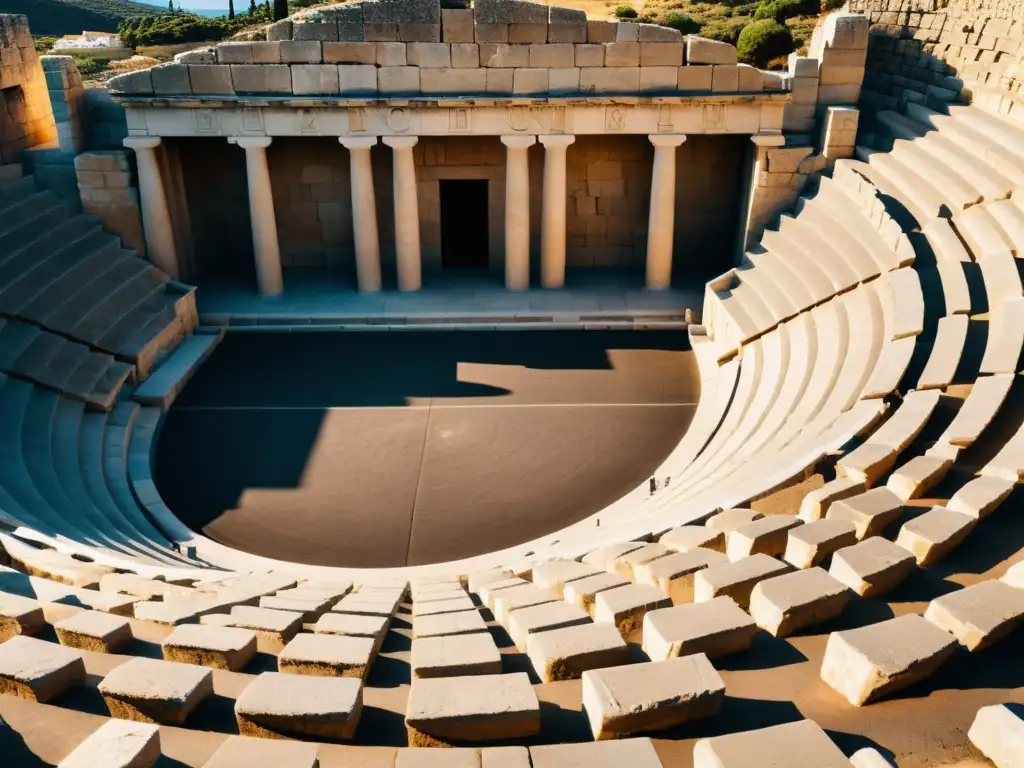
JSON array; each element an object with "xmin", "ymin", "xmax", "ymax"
[
  {"xmin": 0, "ymin": 14, "xmax": 57, "ymax": 164},
  {"xmin": 848, "ymin": 0, "xmax": 1024, "ymax": 118}
]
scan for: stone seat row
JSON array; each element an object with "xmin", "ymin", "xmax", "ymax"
[{"xmin": 0, "ymin": 170, "xmax": 196, "ymax": 381}]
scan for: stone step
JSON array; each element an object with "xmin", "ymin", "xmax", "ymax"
[
  {"xmin": 0, "ymin": 174, "xmax": 37, "ymax": 210},
  {"xmin": 890, "ymin": 139, "xmax": 984, "ymax": 212},
  {"xmin": 968, "ymin": 704, "xmax": 1024, "ymax": 768},
  {"xmin": 0, "ymin": 199, "xmax": 83, "ymax": 256},
  {"xmin": 133, "ymin": 330, "xmax": 224, "ymax": 410},
  {"xmin": 778, "ymin": 214, "xmax": 862, "ymax": 293},
  {"xmin": 916, "ymin": 314, "xmax": 969, "ymax": 391},
  {"xmin": 0, "ymin": 190, "xmax": 56, "ymax": 232},
  {"xmin": 979, "ymin": 297, "xmax": 1024, "ymax": 376},
  {"xmin": 58, "ymin": 720, "xmax": 160, "ymax": 768},
  {"xmin": 694, "ymin": 719, "xmax": 850, "ymax": 767}
]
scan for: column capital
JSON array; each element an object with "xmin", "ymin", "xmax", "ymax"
[
  {"xmin": 229, "ymin": 136, "xmax": 273, "ymax": 149},
  {"xmin": 751, "ymin": 133, "xmax": 786, "ymax": 147},
  {"xmin": 648, "ymin": 134, "xmax": 687, "ymax": 148},
  {"xmin": 123, "ymin": 136, "xmax": 162, "ymax": 151},
  {"xmin": 340, "ymin": 136, "xmax": 378, "ymax": 150},
  {"xmin": 539, "ymin": 135, "xmax": 576, "ymax": 149},
  {"xmin": 501, "ymin": 135, "xmax": 537, "ymax": 150},
  {"xmin": 382, "ymin": 136, "xmax": 419, "ymax": 150}
]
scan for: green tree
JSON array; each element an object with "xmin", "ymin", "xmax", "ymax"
[
  {"xmin": 736, "ymin": 18, "xmax": 794, "ymax": 67},
  {"xmin": 273, "ymin": 0, "xmax": 288, "ymax": 20},
  {"xmin": 228, "ymin": 0, "xmax": 235, "ymax": 18},
  {"xmin": 614, "ymin": 5, "xmax": 638, "ymax": 18},
  {"xmin": 249, "ymin": 0, "xmax": 258, "ymax": 14},
  {"xmin": 663, "ymin": 11, "xmax": 700, "ymax": 34},
  {"xmin": 167, "ymin": 0, "xmax": 172, "ymax": 11}
]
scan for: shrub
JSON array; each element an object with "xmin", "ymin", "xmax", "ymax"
[
  {"xmin": 614, "ymin": 5, "xmax": 639, "ymax": 18},
  {"xmin": 754, "ymin": 0, "xmax": 819, "ymax": 23},
  {"xmin": 737, "ymin": 18, "xmax": 794, "ymax": 67},
  {"xmin": 70, "ymin": 56, "xmax": 105, "ymax": 76},
  {"xmin": 663, "ymin": 11, "xmax": 701, "ymax": 34},
  {"xmin": 821, "ymin": 0, "xmax": 845, "ymax": 10},
  {"xmin": 698, "ymin": 18, "xmax": 750, "ymax": 45}
]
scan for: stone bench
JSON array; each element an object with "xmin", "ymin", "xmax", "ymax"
[
  {"xmin": 411, "ymin": 632, "xmax": 502, "ymax": 678},
  {"xmin": 895, "ymin": 507, "xmax": 976, "ymax": 566},
  {"xmin": 0, "ymin": 635, "xmax": 86, "ymax": 702},
  {"xmin": 726, "ymin": 515, "xmax": 802, "ymax": 560},
  {"xmin": 821, "ymin": 614, "xmax": 956, "ymax": 705},
  {"xmin": 162, "ymin": 624, "xmax": 258, "ymax": 671},
  {"xmin": 783, "ymin": 518, "xmax": 857, "ymax": 569},
  {"xmin": 507, "ymin": 599, "xmax": 590, "ymax": 650},
  {"xmin": 413, "ymin": 588, "xmax": 468, "ymax": 604},
  {"xmin": 492, "ymin": 585, "xmax": 560, "ymax": 625},
  {"xmin": 531, "ymin": 560, "xmax": 604, "ymax": 596},
  {"xmin": 204, "ymin": 736, "xmax": 319, "ymax": 768},
  {"xmin": 693, "ymin": 719, "xmax": 850, "ymax": 767},
  {"xmin": 58, "ymin": 720, "xmax": 160, "ymax": 768},
  {"xmin": 924, "ymin": 579, "xmax": 1024, "ymax": 651},
  {"xmin": 332, "ymin": 594, "xmax": 400, "ymax": 617},
  {"xmin": 658, "ymin": 525, "xmax": 726, "ymax": 553},
  {"xmin": 642, "ymin": 596, "xmax": 758, "ymax": 661},
  {"xmin": 405, "ymin": 673, "xmax": 540, "ymax": 747},
  {"xmin": 938, "ymin": 373, "xmax": 1015, "ymax": 451},
  {"xmin": 411, "ymin": 593, "xmax": 477, "ymax": 618},
  {"xmin": 581, "ymin": 542, "xmax": 648, "ymax": 570},
  {"xmin": 99, "ymin": 573, "xmax": 171, "ymax": 600},
  {"xmin": 476, "ymin": 577, "xmax": 531, "ymax": 607},
  {"xmin": 413, "ymin": 608, "xmax": 489, "ymax": 638},
  {"xmin": 915, "ymin": 314, "xmax": 969, "ymax": 392},
  {"xmin": 278, "ymin": 633, "xmax": 376, "ymax": 679},
  {"xmin": 799, "ymin": 477, "xmax": 865, "ymax": 521},
  {"xmin": 829, "ymin": 537, "xmax": 916, "ymax": 597},
  {"xmin": 466, "ymin": 570, "xmax": 515, "ymax": 595},
  {"xmin": 225, "ymin": 605, "xmax": 303, "ymax": 644},
  {"xmin": 968, "ymin": 704, "xmax": 1024, "ymax": 768},
  {"xmin": 235, "ymin": 670, "xmax": 363, "ymax": 740},
  {"xmin": 99, "ymin": 657, "xmax": 213, "ymax": 724},
  {"xmin": 749, "ymin": 567, "xmax": 851, "ymax": 637},
  {"xmin": 582, "ymin": 654, "xmax": 725, "ymax": 740},
  {"xmin": 826, "ymin": 488, "xmax": 904, "ymax": 539},
  {"xmin": 634, "ymin": 548, "xmax": 728, "ymax": 604},
  {"xmin": 530, "ymin": 738, "xmax": 664, "ymax": 767},
  {"xmin": 133, "ymin": 331, "xmax": 222, "ymax": 410},
  {"xmin": 563, "ymin": 572, "xmax": 631, "ymax": 616},
  {"xmin": 260, "ymin": 593, "xmax": 335, "ymax": 622},
  {"xmin": 313, "ymin": 611, "xmax": 390, "ymax": 653},
  {"xmin": 527, "ymin": 622, "xmax": 629, "ymax": 682},
  {"xmin": 0, "ymin": 592, "xmax": 45, "ymax": 641},
  {"xmin": 980, "ymin": 298, "xmax": 1024, "ymax": 377},
  {"xmin": 55, "ymin": 609, "xmax": 133, "ymax": 653},
  {"xmin": 608, "ymin": 543, "xmax": 672, "ymax": 580},
  {"xmin": 947, "ymin": 475, "xmax": 1016, "ymax": 519},
  {"xmin": 705, "ymin": 508, "xmax": 763, "ymax": 533},
  {"xmin": 593, "ymin": 582, "xmax": 672, "ymax": 639},
  {"xmin": 694, "ymin": 554, "xmax": 790, "ymax": 609}
]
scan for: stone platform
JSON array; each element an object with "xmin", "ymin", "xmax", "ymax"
[{"xmin": 197, "ymin": 268, "xmax": 700, "ymax": 332}]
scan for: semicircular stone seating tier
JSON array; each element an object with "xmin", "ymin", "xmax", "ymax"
[{"xmin": 3, "ymin": 74, "xmax": 1024, "ymax": 766}]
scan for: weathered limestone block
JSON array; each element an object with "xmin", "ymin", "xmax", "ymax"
[
  {"xmin": 727, "ymin": 515, "xmax": 802, "ymax": 560},
  {"xmin": 660, "ymin": 525, "xmax": 725, "ymax": 553},
  {"xmin": 640, "ymin": 66, "xmax": 677, "ymax": 92},
  {"xmin": 527, "ymin": 623, "xmax": 628, "ymax": 682},
  {"xmin": 582, "ymin": 655, "xmax": 725, "ymax": 740},
  {"xmin": 452, "ymin": 43, "xmax": 479, "ymax": 67},
  {"xmin": 895, "ymin": 507, "xmax": 976, "ymax": 566},
  {"xmin": 150, "ymin": 63, "xmax": 191, "ymax": 95},
  {"xmin": 821, "ymin": 12, "xmax": 869, "ymax": 50},
  {"xmin": 509, "ymin": 22, "xmax": 547, "ymax": 44},
  {"xmin": 411, "ymin": 632, "xmax": 502, "ymax": 677},
  {"xmin": 99, "ymin": 657, "xmax": 213, "ymax": 724},
  {"xmin": 231, "ymin": 64, "xmax": 292, "ymax": 94},
  {"xmin": 162, "ymin": 624, "xmax": 257, "ymax": 671},
  {"xmin": 548, "ymin": 7, "xmax": 586, "ymax": 44},
  {"xmin": 563, "ymin": 573, "xmax": 631, "ymax": 616},
  {"xmin": 479, "ymin": 43, "xmax": 529, "ymax": 67},
  {"xmin": 294, "ymin": 22, "xmax": 339, "ymax": 42},
  {"xmin": 412, "ymin": 594, "xmax": 476, "ymax": 617},
  {"xmin": 186, "ymin": 65, "xmax": 232, "ymax": 95},
  {"xmin": 531, "ymin": 739, "xmax": 663, "ymax": 768},
  {"xmin": 829, "ymin": 537, "xmax": 916, "ymax": 597},
  {"xmin": 594, "ymin": 583, "xmax": 671, "ymax": 639},
  {"xmin": 474, "ymin": 0, "xmax": 547, "ymax": 24},
  {"xmin": 405, "ymin": 673, "xmax": 540, "ymax": 747},
  {"xmin": 712, "ymin": 64, "xmax": 739, "ymax": 92},
  {"xmin": 575, "ymin": 43, "xmax": 605, "ymax": 67},
  {"xmin": 493, "ymin": 585, "xmax": 559, "ymax": 625},
  {"xmin": 280, "ymin": 40, "xmax": 323, "ymax": 63},
  {"xmin": 580, "ymin": 67, "xmax": 641, "ymax": 93},
  {"xmin": 508, "ymin": 600, "xmax": 590, "ymax": 649},
  {"xmin": 54, "ymin": 610, "xmax": 132, "ymax": 653},
  {"xmin": 278, "ymin": 633, "xmax": 376, "ymax": 678},
  {"xmin": 333, "ymin": 593, "xmax": 399, "ymax": 617},
  {"xmin": 414, "ymin": 609, "xmax": 488, "ymax": 638},
  {"xmin": 408, "ymin": 42, "xmax": 451, "ymax": 67},
  {"xmin": 58, "ymin": 720, "xmax": 160, "ymax": 768},
  {"xmin": 642, "ymin": 597, "xmax": 757, "ymax": 661},
  {"xmin": 640, "ymin": 42, "xmax": 683, "ymax": 66},
  {"xmin": 420, "ymin": 68, "xmax": 487, "ymax": 93},
  {"xmin": 686, "ymin": 36, "xmax": 737, "ymax": 65},
  {"xmin": 442, "ymin": 9, "xmax": 475, "ymax": 43},
  {"xmin": 292, "ymin": 64, "xmax": 340, "ymax": 95},
  {"xmin": 694, "ymin": 719, "xmax": 850, "ymax": 767},
  {"xmin": 947, "ymin": 476, "xmax": 1015, "ymax": 520},
  {"xmin": 217, "ymin": 42, "xmax": 253, "ymax": 63},
  {"xmin": 0, "ymin": 635, "xmax": 85, "ymax": 702},
  {"xmin": 339, "ymin": 64, "xmax": 377, "ymax": 94},
  {"xmin": 886, "ymin": 455, "xmax": 952, "ymax": 502},
  {"xmin": 609, "ymin": 542, "xmax": 671, "ymax": 580},
  {"xmin": 476, "ymin": 577, "xmax": 530, "ymax": 607},
  {"xmin": 530, "ymin": 42, "xmax": 574, "ymax": 68},
  {"xmin": 749, "ymin": 567, "xmax": 851, "ymax": 637},
  {"xmin": 513, "ymin": 67, "xmax": 548, "ymax": 94},
  {"xmin": 969, "ymin": 704, "xmax": 1024, "ymax": 768},
  {"xmin": 228, "ymin": 605, "xmax": 303, "ymax": 644},
  {"xmin": 678, "ymin": 65, "xmax": 713, "ymax": 91},
  {"xmin": 531, "ymin": 560, "xmax": 603, "ymax": 597},
  {"xmin": 205, "ymin": 736, "xmax": 319, "ymax": 768},
  {"xmin": 314, "ymin": 612, "xmax": 389, "ymax": 653},
  {"xmin": 820, "ymin": 614, "xmax": 956, "ymax": 706},
  {"xmin": 827, "ymin": 488, "xmax": 904, "ymax": 540},
  {"xmin": 586, "ymin": 20, "xmax": 617, "ymax": 44},
  {"xmin": 615, "ymin": 22, "xmax": 639, "ymax": 41},
  {"xmin": 267, "ymin": 19, "xmax": 292, "ymax": 41},
  {"xmin": 799, "ymin": 477, "xmax": 865, "ymax": 521},
  {"xmin": 583, "ymin": 542, "xmax": 648, "ymax": 569},
  {"xmin": 706, "ymin": 509, "xmax": 763, "ymax": 533},
  {"xmin": 635, "ymin": 549, "xmax": 727, "ymax": 605},
  {"xmin": 784, "ymin": 518, "xmax": 858, "ymax": 569},
  {"xmin": 323, "ymin": 41, "xmax": 376, "ymax": 64},
  {"xmin": 604, "ymin": 42, "xmax": 639, "ymax": 67},
  {"xmin": 235, "ymin": 671, "xmax": 363, "ymax": 740},
  {"xmin": 0, "ymin": 593, "xmax": 44, "ymax": 641},
  {"xmin": 174, "ymin": 47, "xmax": 215, "ymax": 64},
  {"xmin": 694, "ymin": 554, "xmax": 791, "ymax": 609},
  {"xmin": 924, "ymin": 580, "xmax": 1024, "ymax": 651},
  {"xmin": 107, "ymin": 69, "xmax": 153, "ymax": 95},
  {"xmin": 251, "ymin": 41, "xmax": 282, "ymax": 63}
]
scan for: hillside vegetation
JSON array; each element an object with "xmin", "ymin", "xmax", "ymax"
[{"xmin": 2, "ymin": 0, "xmax": 169, "ymax": 36}]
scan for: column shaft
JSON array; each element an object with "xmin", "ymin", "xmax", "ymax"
[
  {"xmin": 233, "ymin": 137, "xmax": 283, "ymax": 296},
  {"xmin": 645, "ymin": 135, "xmax": 687, "ymax": 290},
  {"xmin": 383, "ymin": 137, "xmax": 422, "ymax": 292},
  {"xmin": 123, "ymin": 137, "xmax": 179, "ymax": 279},
  {"xmin": 340, "ymin": 137, "xmax": 382, "ymax": 293},
  {"xmin": 539, "ymin": 135, "xmax": 575, "ymax": 289},
  {"xmin": 501, "ymin": 136, "xmax": 536, "ymax": 291}
]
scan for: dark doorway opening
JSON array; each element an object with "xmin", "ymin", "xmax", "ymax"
[{"xmin": 441, "ymin": 179, "xmax": 489, "ymax": 269}]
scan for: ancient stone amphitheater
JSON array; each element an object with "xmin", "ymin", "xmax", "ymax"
[{"xmin": 0, "ymin": 0, "xmax": 1023, "ymax": 765}]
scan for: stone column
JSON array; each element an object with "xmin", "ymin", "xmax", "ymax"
[
  {"xmin": 645, "ymin": 134, "xmax": 687, "ymax": 290},
  {"xmin": 123, "ymin": 137, "xmax": 179, "ymax": 279},
  {"xmin": 501, "ymin": 135, "xmax": 536, "ymax": 291},
  {"xmin": 382, "ymin": 136, "xmax": 422, "ymax": 292},
  {"xmin": 339, "ymin": 137, "xmax": 382, "ymax": 293},
  {"xmin": 539, "ymin": 135, "xmax": 575, "ymax": 290},
  {"xmin": 230, "ymin": 137, "xmax": 283, "ymax": 296}
]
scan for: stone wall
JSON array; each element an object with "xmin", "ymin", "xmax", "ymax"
[
  {"xmin": 40, "ymin": 56, "xmax": 86, "ymax": 153},
  {"xmin": 74, "ymin": 150, "xmax": 146, "ymax": 254},
  {"xmin": 0, "ymin": 14, "xmax": 57, "ymax": 164},
  {"xmin": 108, "ymin": 0, "xmax": 781, "ymax": 100},
  {"xmin": 848, "ymin": 0, "xmax": 1024, "ymax": 118}
]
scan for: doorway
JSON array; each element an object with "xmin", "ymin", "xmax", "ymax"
[{"xmin": 440, "ymin": 179, "xmax": 489, "ymax": 270}]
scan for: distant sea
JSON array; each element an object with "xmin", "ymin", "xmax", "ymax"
[{"xmin": 138, "ymin": 2, "xmax": 229, "ymax": 16}]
